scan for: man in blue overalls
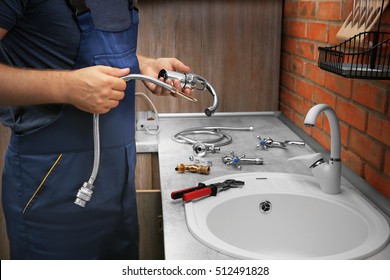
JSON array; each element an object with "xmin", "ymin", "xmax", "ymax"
[{"xmin": 0, "ymin": 0, "xmax": 191, "ymax": 259}]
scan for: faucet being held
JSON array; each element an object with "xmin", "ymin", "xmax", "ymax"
[
  {"xmin": 158, "ymin": 69, "xmax": 219, "ymax": 116},
  {"xmin": 288, "ymin": 104, "xmax": 341, "ymax": 194}
]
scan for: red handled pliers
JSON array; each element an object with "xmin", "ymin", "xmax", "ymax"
[{"xmin": 171, "ymin": 179, "xmax": 245, "ymax": 202}]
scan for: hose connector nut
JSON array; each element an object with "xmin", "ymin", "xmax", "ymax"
[{"xmin": 74, "ymin": 182, "xmax": 94, "ymax": 208}]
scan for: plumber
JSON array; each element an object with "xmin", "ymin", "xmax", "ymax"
[{"xmin": 0, "ymin": 0, "xmax": 191, "ymax": 259}]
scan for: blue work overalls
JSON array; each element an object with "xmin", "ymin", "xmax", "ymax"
[{"xmin": 2, "ymin": 1, "xmax": 140, "ymax": 259}]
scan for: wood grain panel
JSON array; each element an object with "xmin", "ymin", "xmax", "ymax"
[
  {"xmin": 135, "ymin": 0, "xmax": 282, "ymax": 114},
  {"xmin": 136, "ymin": 190, "xmax": 164, "ymax": 259}
]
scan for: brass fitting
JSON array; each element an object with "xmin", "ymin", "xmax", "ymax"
[{"xmin": 175, "ymin": 163, "xmax": 210, "ymax": 175}]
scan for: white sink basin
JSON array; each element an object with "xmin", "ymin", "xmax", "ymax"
[{"xmin": 184, "ymin": 172, "xmax": 390, "ymax": 259}]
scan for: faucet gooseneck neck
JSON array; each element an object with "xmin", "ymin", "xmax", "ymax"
[{"xmin": 304, "ymin": 104, "xmax": 341, "ymax": 161}]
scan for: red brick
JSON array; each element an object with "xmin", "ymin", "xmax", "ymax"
[
  {"xmin": 329, "ymin": 23, "xmax": 342, "ymax": 45},
  {"xmin": 280, "ymin": 70, "xmax": 296, "ymax": 92},
  {"xmin": 367, "ymin": 114, "xmax": 390, "ymax": 146},
  {"xmin": 342, "ymin": 0, "xmax": 353, "ymax": 18},
  {"xmin": 349, "ymin": 129, "xmax": 384, "ymax": 169},
  {"xmin": 282, "ymin": 37, "xmax": 297, "ymax": 55},
  {"xmin": 385, "ymin": 150, "xmax": 390, "ymax": 177},
  {"xmin": 364, "ymin": 165, "xmax": 390, "ymax": 200},
  {"xmin": 296, "ymin": 78, "xmax": 315, "ymax": 101},
  {"xmin": 352, "ymin": 80, "xmax": 388, "ymax": 114},
  {"xmin": 318, "ymin": 2, "xmax": 342, "ymax": 21},
  {"xmin": 305, "ymin": 62, "xmax": 325, "ymax": 85},
  {"xmin": 324, "ymin": 72, "xmax": 352, "ymax": 98},
  {"xmin": 290, "ymin": 92, "xmax": 304, "ymax": 114},
  {"xmin": 284, "ymin": 1, "xmax": 299, "ymax": 18},
  {"xmin": 313, "ymin": 86, "xmax": 337, "ymax": 108},
  {"xmin": 341, "ymin": 148, "xmax": 364, "ymax": 176},
  {"xmin": 307, "ymin": 22, "xmax": 328, "ymax": 42},
  {"xmin": 336, "ymin": 99, "xmax": 367, "ymax": 132},
  {"xmin": 337, "ymin": 121, "xmax": 349, "ymax": 147},
  {"xmin": 296, "ymin": 40, "xmax": 316, "ymax": 60},
  {"xmin": 289, "ymin": 56, "xmax": 305, "ymax": 76},
  {"xmin": 280, "ymin": 103, "xmax": 295, "ymax": 122},
  {"xmin": 299, "ymin": 1, "xmax": 317, "ymax": 19},
  {"xmin": 280, "ymin": 53, "xmax": 289, "ymax": 71},
  {"xmin": 312, "ymin": 126, "xmax": 331, "ymax": 151},
  {"xmin": 280, "ymin": 87, "xmax": 290, "ymax": 104},
  {"xmin": 286, "ymin": 20, "xmax": 306, "ymax": 38}
]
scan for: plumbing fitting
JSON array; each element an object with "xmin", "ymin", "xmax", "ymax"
[
  {"xmin": 256, "ymin": 136, "xmax": 305, "ymax": 150},
  {"xmin": 189, "ymin": 155, "xmax": 213, "ymax": 166},
  {"xmin": 75, "ymin": 73, "xmax": 198, "ymax": 208},
  {"xmin": 158, "ymin": 69, "xmax": 218, "ymax": 116},
  {"xmin": 192, "ymin": 142, "xmax": 220, "ymax": 157},
  {"xmin": 175, "ymin": 163, "xmax": 210, "ymax": 175},
  {"xmin": 288, "ymin": 104, "xmax": 341, "ymax": 195},
  {"xmin": 222, "ymin": 150, "xmax": 263, "ymax": 171}
]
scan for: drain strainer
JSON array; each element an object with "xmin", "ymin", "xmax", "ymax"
[{"xmin": 259, "ymin": 200, "xmax": 272, "ymax": 213}]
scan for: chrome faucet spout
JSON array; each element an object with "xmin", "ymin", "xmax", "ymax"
[{"xmin": 304, "ymin": 104, "xmax": 341, "ymax": 160}]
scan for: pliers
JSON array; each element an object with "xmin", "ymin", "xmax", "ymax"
[{"xmin": 171, "ymin": 179, "xmax": 245, "ymax": 202}]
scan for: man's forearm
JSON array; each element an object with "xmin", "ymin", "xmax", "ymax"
[{"xmin": 0, "ymin": 63, "xmax": 68, "ymax": 106}]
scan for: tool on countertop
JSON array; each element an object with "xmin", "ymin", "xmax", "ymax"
[
  {"xmin": 189, "ymin": 155, "xmax": 213, "ymax": 166},
  {"xmin": 175, "ymin": 163, "xmax": 210, "ymax": 175},
  {"xmin": 222, "ymin": 150, "xmax": 263, "ymax": 171},
  {"xmin": 256, "ymin": 136, "xmax": 305, "ymax": 150},
  {"xmin": 193, "ymin": 142, "xmax": 220, "ymax": 157},
  {"xmin": 171, "ymin": 179, "xmax": 245, "ymax": 202}
]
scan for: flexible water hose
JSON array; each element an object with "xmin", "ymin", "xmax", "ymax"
[{"xmin": 74, "ymin": 73, "xmax": 204, "ymax": 207}]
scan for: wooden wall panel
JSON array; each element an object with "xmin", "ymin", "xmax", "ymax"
[{"xmin": 135, "ymin": 0, "xmax": 282, "ymax": 114}]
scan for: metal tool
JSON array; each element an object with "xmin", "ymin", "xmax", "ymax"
[
  {"xmin": 256, "ymin": 136, "xmax": 305, "ymax": 150},
  {"xmin": 192, "ymin": 142, "xmax": 220, "ymax": 157},
  {"xmin": 175, "ymin": 163, "xmax": 210, "ymax": 175},
  {"xmin": 173, "ymin": 126, "xmax": 253, "ymax": 149},
  {"xmin": 171, "ymin": 179, "xmax": 245, "ymax": 202},
  {"xmin": 222, "ymin": 150, "xmax": 263, "ymax": 171}
]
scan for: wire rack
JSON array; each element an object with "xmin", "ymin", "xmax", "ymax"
[{"xmin": 318, "ymin": 31, "xmax": 390, "ymax": 79}]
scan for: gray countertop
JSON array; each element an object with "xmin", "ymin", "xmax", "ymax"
[{"xmin": 136, "ymin": 112, "xmax": 390, "ymax": 260}]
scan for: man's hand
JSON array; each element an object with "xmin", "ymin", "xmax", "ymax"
[
  {"xmin": 138, "ymin": 55, "xmax": 192, "ymax": 96},
  {"xmin": 65, "ymin": 66, "xmax": 130, "ymax": 114}
]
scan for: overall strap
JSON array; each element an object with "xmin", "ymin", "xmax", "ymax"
[{"xmin": 67, "ymin": 0, "xmax": 90, "ymax": 16}]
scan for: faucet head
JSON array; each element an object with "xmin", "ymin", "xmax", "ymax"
[{"xmin": 158, "ymin": 69, "xmax": 218, "ymax": 117}]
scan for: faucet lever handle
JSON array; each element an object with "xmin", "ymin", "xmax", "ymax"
[{"xmin": 288, "ymin": 153, "xmax": 323, "ymax": 168}]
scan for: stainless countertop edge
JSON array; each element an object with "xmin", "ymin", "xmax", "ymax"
[{"xmin": 159, "ymin": 111, "xmax": 280, "ymax": 119}]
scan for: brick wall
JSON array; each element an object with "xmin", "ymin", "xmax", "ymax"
[{"xmin": 280, "ymin": 0, "xmax": 390, "ymax": 199}]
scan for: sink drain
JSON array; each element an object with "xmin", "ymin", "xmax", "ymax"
[{"xmin": 259, "ymin": 200, "xmax": 272, "ymax": 213}]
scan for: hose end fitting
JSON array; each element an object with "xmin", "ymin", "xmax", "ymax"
[{"xmin": 74, "ymin": 182, "xmax": 94, "ymax": 207}]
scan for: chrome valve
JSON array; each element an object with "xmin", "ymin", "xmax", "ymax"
[
  {"xmin": 256, "ymin": 136, "xmax": 305, "ymax": 150},
  {"xmin": 193, "ymin": 142, "xmax": 220, "ymax": 157},
  {"xmin": 222, "ymin": 151, "xmax": 263, "ymax": 171}
]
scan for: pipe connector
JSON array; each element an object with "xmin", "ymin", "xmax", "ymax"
[{"xmin": 74, "ymin": 182, "xmax": 94, "ymax": 207}]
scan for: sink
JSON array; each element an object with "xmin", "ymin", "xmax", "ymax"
[{"xmin": 184, "ymin": 172, "xmax": 390, "ymax": 259}]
